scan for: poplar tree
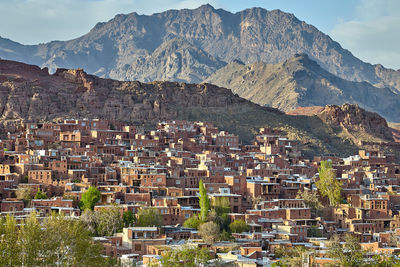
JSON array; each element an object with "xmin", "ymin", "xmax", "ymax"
[
  {"xmin": 198, "ymin": 179, "xmax": 210, "ymax": 222},
  {"xmin": 316, "ymin": 160, "xmax": 342, "ymax": 206}
]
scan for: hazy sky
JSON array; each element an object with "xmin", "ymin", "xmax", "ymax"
[{"xmin": 1, "ymin": 0, "xmax": 399, "ymax": 69}]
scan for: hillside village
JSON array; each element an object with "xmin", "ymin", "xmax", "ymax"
[{"xmin": 1, "ymin": 118, "xmax": 400, "ymax": 266}]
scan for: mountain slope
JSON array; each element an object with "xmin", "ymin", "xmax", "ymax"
[
  {"xmin": 287, "ymin": 104, "xmax": 394, "ymax": 144},
  {"xmin": 0, "ymin": 5, "xmax": 399, "ymax": 91},
  {"xmin": 109, "ymin": 38, "xmax": 226, "ymax": 83},
  {"xmin": 4, "ymin": 58, "xmax": 395, "ymax": 157},
  {"xmin": 205, "ymin": 54, "xmax": 400, "ymax": 122}
]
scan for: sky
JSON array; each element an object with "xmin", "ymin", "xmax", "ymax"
[{"xmin": 1, "ymin": 0, "xmax": 399, "ymax": 70}]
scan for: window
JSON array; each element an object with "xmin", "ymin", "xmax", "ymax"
[
  {"xmin": 134, "ymin": 244, "xmax": 141, "ymax": 251},
  {"xmin": 176, "ymin": 180, "xmax": 181, "ymax": 185}
]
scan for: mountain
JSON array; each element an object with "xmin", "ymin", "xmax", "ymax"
[
  {"xmin": 109, "ymin": 38, "xmax": 226, "ymax": 83},
  {"xmin": 205, "ymin": 54, "xmax": 400, "ymax": 122},
  {"xmin": 3, "ymin": 59, "xmax": 397, "ymax": 157},
  {"xmin": 1, "ymin": 5, "xmax": 400, "ymax": 91},
  {"xmin": 287, "ymin": 104, "xmax": 394, "ymax": 144}
]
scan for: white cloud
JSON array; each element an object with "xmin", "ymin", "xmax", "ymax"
[
  {"xmin": 330, "ymin": 0, "xmax": 400, "ymax": 70},
  {"xmin": 0, "ymin": 0, "xmax": 220, "ymax": 44}
]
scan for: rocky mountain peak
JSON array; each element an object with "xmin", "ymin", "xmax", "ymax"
[
  {"xmin": 54, "ymin": 68, "xmax": 93, "ymax": 90},
  {"xmin": 320, "ymin": 104, "xmax": 393, "ymax": 142}
]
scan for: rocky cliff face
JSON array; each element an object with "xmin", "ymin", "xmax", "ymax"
[
  {"xmin": 108, "ymin": 38, "xmax": 226, "ymax": 83},
  {"xmin": 319, "ymin": 104, "xmax": 394, "ymax": 142},
  {"xmin": 206, "ymin": 54, "xmax": 400, "ymax": 122},
  {"xmin": 288, "ymin": 104, "xmax": 394, "ymax": 143},
  {"xmin": 0, "ymin": 59, "xmax": 243, "ymax": 131},
  {"xmin": 0, "ymin": 5, "xmax": 399, "ymax": 92}
]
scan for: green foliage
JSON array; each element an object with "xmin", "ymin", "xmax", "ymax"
[
  {"xmin": 367, "ymin": 255, "xmax": 400, "ymax": 266},
  {"xmin": 0, "ymin": 213, "xmax": 111, "ymax": 266},
  {"xmin": 21, "ymin": 175, "xmax": 29, "ymax": 183},
  {"xmin": 207, "ymin": 210, "xmax": 231, "ymax": 232},
  {"xmin": 296, "ymin": 189, "xmax": 323, "ymax": 216},
  {"xmin": 212, "ymin": 196, "xmax": 231, "ymax": 215},
  {"xmin": 0, "ymin": 215, "xmax": 21, "ymax": 266},
  {"xmin": 229, "ymin": 219, "xmax": 249, "ymax": 233},
  {"xmin": 96, "ymin": 206, "xmax": 123, "ymax": 236},
  {"xmin": 183, "ymin": 215, "xmax": 202, "ymax": 229},
  {"xmin": 136, "ymin": 207, "xmax": 162, "ymax": 227},
  {"xmin": 316, "ymin": 160, "xmax": 342, "ymax": 206},
  {"xmin": 81, "ymin": 186, "xmax": 101, "ymax": 210},
  {"xmin": 209, "ymin": 197, "xmax": 231, "ymax": 232},
  {"xmin": 199, "ymin": 179, "xmax": 210, "ymax": 222},
  {"xmin": 219, "ymin": 230, "xmax": 234, "ymax": 241},
  {"xmin": 81, "ymin": 206, "xmax": 123, "ymax": 236},
  {"xmin": 328, "ymin": 234, "xmax": 364, "ymax": 267},
  {"xmin": 307, "ymin": 225, "xmax": 323, "ymax": 237},
  {"xmin": 122, "ymin": 210, "xmax": 135, "ymax": 227},
  {"xmin": 199, "ymin": 221, "xmax": 220, "ymax": 244},
  {"xmin": 159, "ymin": 244, "xmax": 212, "ymax": 267},
  {"xmin": 275, "ymin": 246, "xmax": 309, "ymax": 267},
  {"xmin": 16, "ymin": 185, "xmax": 33, "ymax": 206},
  {"xmin": 34, "ymin": 189, "xmax": 47, "ymax": 199}
]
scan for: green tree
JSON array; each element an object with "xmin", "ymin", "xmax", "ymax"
[
  {"xmin": 34, "ymin": 189, "xmax": 47, "ymax": 199},
  {"xmin": 41, "ymin": 214, "xmax": 105, "ymax": 266},
  {"xmin": 328, "ymin": 234, "xmax": 364, "ymax": 267},
  {"xmin": 16, "ymin": 185, "xmax": 33, "ymax": 206},
  {"xmin": 19, "ymin": 212, "xmax": 42, "ymax": 266},
  {"xmin": 96, "ymin": 205, "xmax": 123, "ymax": 236},
  {"xmin": 219, "ymin": 230, "xmax": 234, "ymax": 241},
  {"xmin": 275, "ymin": 246, "xmax": 309, "ymax": 267},
  {"xmin": 212, "ymin": 196, "xmax": 231, "ymax": 215},
  {"xmin": 159, "ymin": 244, "xmax": 212, "ymax": 267},
  {"xmin": 21, "ymin": 175, "xmax": 29, "ymax": 183},
  {"xmin": 81, "ymin": 186, "xmax": 101, "ymax": 210},
  {"xmin": 316, "ymin": 160, "xmax": 342, "ymax": 206},
  {"xmin": 229, "ymin": 219, "xmax": 249, "ymax": 233},
  {"xmin": 81, "ymin": 206, "xmax": 124, "ymax": 236},
  {"xmin": 123, "ymin": 210, "xmax": 135, "ymax": 227},
  {"xmin": 136, "ymin": 207, "xmax": 162, "ymax": 227},
  {"xmin": 207, "ymin": 209, "xmax": 231, "ymax": 232},
  {"xmin": 199, "ymin": 221, "xmax": 220, "ymax": 244},
  {"xmin": 183, "ymin": 215, "xmax": 202, "ymax": 229},
  {"xmin": 81, "ymin": 209, "xmax": 98, "ymax": 236},
  {"xmin": 0, "ymin": 215, "xmax": 21, "ymax": 266},
  {"xmin": 367, "ymin": 254, "xmax": 400, "ymax": 266},
  {"xmin": 199, "ymin": 179, "xmax": 210, "ymax": 222},
  {"xmin": 307, "ymin": 225, "xmax": 323, "ymax": 237},
  {"xmin": 296, "ymin": 189, "xmax": 323, "ymax": 216},
  {"xmin": 0, "ymin": 213, "xmax": 111, "ymax": 266}
]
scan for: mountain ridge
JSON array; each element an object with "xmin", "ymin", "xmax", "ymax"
[
  {"xmin": 1, "ymin": 5, "xmax": 400, "ymax": 92},
  {"xmin": 205, "ymin": 53, "xmax": 400, "ymax": 122}
]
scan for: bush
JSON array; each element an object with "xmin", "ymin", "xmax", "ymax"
[
  {"xmin": 229, "ymin": 219, "xmax": 249, "ymax": 233},
  {"xmin": 183, "ymin": 215, "xmax": 202, "ymax": 229},
  {"xmin": 199, "ymin": 221, "xmax": 220, "ymax": 244}
]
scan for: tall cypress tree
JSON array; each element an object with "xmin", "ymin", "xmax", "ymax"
[{"xmin": 198, "ymin": 179, "xmax": 210, "ymax": 222}]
